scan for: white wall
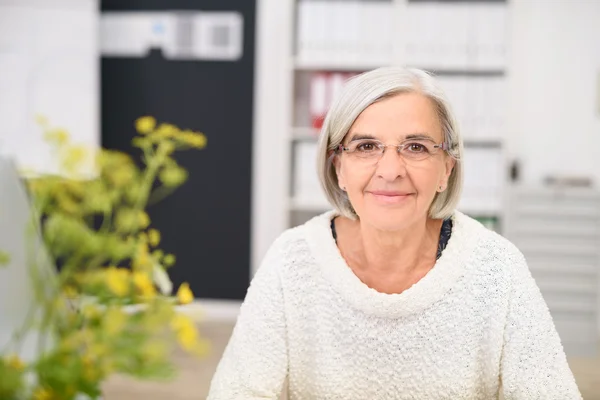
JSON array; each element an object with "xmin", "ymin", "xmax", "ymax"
[
  {"xmin": 0, "ymin": 0, "xmax": 99, "ymax": 176},
  {"xmin": 508, "ymin": 0, "xmax": 600, "ymax": 336},
  {"xmin": 507, "ymin": 0, "xmax": 600, "ymax": 186}
]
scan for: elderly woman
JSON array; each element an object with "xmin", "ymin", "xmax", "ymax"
[{"xmin": 207, "ymin": 67, "xmax": 582, "ymax": 399}]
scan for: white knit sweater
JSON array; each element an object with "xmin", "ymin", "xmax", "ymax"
[{"xmin": 207, "ymin": 210, "xmax": 582, "ymax": 400}]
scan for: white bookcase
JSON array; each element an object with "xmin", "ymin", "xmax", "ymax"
[{"xmin": 251, "ymin": 0, "xmax": 510, "ymax": 274}]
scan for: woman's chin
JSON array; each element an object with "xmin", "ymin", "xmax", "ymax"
[{"xmin": 360, "ymin": 208, "xmax": 421, "ymax": 232}]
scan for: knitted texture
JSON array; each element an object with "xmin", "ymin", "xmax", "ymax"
[{"xmin": 207, "ymin": 211, "xmax": 582, "ymax": 400}]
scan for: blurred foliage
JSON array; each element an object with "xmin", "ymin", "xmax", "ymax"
[{"xmin": 0, "ymin": 116, "xmax": 209, "ymax": 400}]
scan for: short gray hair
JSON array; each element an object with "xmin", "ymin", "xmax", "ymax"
[{"xmin": 316, "ymin": 66, "xmax": 464, "ymax": 220}]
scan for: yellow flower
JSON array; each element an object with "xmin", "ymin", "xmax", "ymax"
[
  {"xmin": 138, "ymin": 211, "xmax": 150, "ymax": 229},
  {"xmin": 44, "ymin": 128, "xmax": 70, "ymax": 145},
  {"xmin": 155, "ymin": 123, "xmax": 179, "ymax": 137},
  {"xmin": 35, "ymin": 114, "xmax": 49, "ymax": 127},
  {"xmin": 115, "ymin": 208, "xmax": 150, "ymax": 232},
  {"xmin": 135, "ymin": 116, "xmax": 156, "ymax": 134},
  {"xmin": 181, "ymin": 131, "xmax": 207, "ymax": 149},
  {"xmin": 6, "ymin": 354, "xmax": 25, "ymax": 371},
  {"xmin": 170, "ymin": 314, "xmax": 199, "ymax": 351},
  {"xmin": 163, "ymin": 253, "xmax": 176, "ymax": 267},
  {"xmin": 176, "ymin": 282, "xmax": 194, "ymax": 305},
  {"xmin": 159, "ymin": 165, "xmax": 188, "ymax": 187},
  {"xmin": 133, "ymin": 243, "xmax": 151, "ymax": 270},
  {"xmin": 33, "ymin": 387, "xmax": 54, "ymax": 400},
  {"xmin": 147, "ymin": 229, "xmax": 161, "ymax": 247},
  {"xmin": 133, "ymin": 270, "xmax": 156, "ymax": 298},
  {"xmin": 104, "ymin": 307, "xmax": 127, "ymax": 335},
  {"xmin": 107, "ymin": 164, "xmax": 136, "ymax": 187},
  {"xmin": 61, "ymin": 145, "xmax": 88, "ymax": 173},
  {"xmin": 105, "ymin": 267, "xmax": 130, "ymax": 297}
]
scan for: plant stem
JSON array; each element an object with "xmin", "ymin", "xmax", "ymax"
[{"xmin": 148, "ymin": 185, "xmax": 177, "ymax": 205}]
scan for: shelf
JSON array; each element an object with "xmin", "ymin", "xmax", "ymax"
[
  {"xmin": 294, "ymin": 58, "xmax": 506, "ymax": 77},
  {"xmin": 294, "ymin": 57, "xmax": 389, "ymax": 72}
]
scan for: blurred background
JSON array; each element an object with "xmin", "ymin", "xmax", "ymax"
[{"xmin": 0, "ymin": 0, "xmax": 599, "ymax": 398}]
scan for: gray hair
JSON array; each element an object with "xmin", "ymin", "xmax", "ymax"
[{"xmin": 316, "ymin": 66, "xmax": 464, "ymax": 220}]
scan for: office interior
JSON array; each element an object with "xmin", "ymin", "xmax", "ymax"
[{"xmin": 0, "ymin": 0, "xmax": 599, "ymax": 398}]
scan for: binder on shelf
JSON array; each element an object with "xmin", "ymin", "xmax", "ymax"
[
  {"xmin": 405, "ymin": 2, "xmax": 507, "ymax": 71},
  {"xmin": 310, "ymin": 72, "xmax": 328, "ymax": 130},
  {"xmin": 436, "ymin": 75, "xmax": 506, "ymax": 142},
  {"xmin": 309, "ymin": 71, "xmax": 356, "ymax": 131},
  {"xmin": 296, "ymin": 0, "xmax": 393, "ymax": 67}
]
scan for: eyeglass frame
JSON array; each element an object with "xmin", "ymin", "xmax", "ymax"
[{"xmin": 334, "ymin": 138, "xmax": 450, "ymax": 162}]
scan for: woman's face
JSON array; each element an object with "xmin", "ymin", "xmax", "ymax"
[{"xmin": 335, "ymin": 92, "xmax": 455, "ymax": 231}]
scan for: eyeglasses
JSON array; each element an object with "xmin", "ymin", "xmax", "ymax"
[{"xmin": 336, "ymin": 138, "xmax": 449, "ymax": 163}]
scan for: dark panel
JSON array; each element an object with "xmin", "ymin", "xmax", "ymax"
[{"xmin": 101, "ymin": 0, "xmax": 255, "ymax": 300}]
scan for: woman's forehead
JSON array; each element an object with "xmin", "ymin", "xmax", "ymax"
[
  {"xmin": 346, "ymin": 132, "xmax": 441, "ymax": 143},
  {"xmin": 348, "ymin": 93, "xmax": 443, "ymax": 141}
]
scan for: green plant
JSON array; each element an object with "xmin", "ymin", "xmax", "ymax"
[{"xmin": 0, "ymin": 116, "xmax": 208, "ymax": 400}]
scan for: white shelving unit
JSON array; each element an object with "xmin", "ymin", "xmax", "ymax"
[{"xmin": 503, "ymin": 186, "xmax": 600, "ymax": 356}]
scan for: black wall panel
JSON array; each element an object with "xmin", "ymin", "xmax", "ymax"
[{"xmin": 101, "ymin": 0, "xmax": 256, "ymax": 300}]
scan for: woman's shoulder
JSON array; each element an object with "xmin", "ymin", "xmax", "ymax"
[
  {"xmin": 266, "ymin": 210, "xmax": 336, "ymax": 259},
  {"xmin": 453, "ymin": 210, "xmax": 528, "ymax": 271}
]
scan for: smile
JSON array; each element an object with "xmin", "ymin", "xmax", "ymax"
[{"xmin": 368, "ymin": 191, "xmax": 414, "ymax": 204}]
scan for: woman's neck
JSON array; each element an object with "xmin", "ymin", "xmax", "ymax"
[{"xmin": 341, "ymin": 216, "xmax": 443, "ymax": 276}]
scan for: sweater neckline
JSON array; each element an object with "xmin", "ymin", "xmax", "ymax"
[{"xmin": 303, "ymin": 210, "xmax": 479, "ymax": 318}]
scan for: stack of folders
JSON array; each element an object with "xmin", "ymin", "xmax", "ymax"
[
  {"xmin": 405, "ymin": 2, "xmax": 507, "ymax": 70},
  {"xmin": 436, "ymin": 76, "xmax": 507, "ymax": 142},
  {"xmin": 310, "ymin": 71, "xmax": 358, "ymax": 130},
  {"xmin": 296, "ymin": 0, "xmax": 394, "ymax": 67}
]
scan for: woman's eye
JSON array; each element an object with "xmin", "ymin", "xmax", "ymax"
[
  {"xmin": 357, "ymin": 142, "xmax": 377, "ymax": 152},
  {"xmin": 407, "ymin": 143, "xmax": 427, "ymax": 153}
]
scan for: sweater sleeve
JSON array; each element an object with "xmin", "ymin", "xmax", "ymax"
[
  {"xmin": 500, "ymin": 252, "xmax": 582, "ymax": 399},
  {"xmin": 206, "ymin": 236, "xmax": 288, "ymax": 400}
]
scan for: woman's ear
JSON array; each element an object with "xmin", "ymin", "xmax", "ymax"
[
  {"xmin": 444, "ymin": 156, "xmax": 455, "ymax": 181},
  {"xmin": 438, "ymin": 156, "xmax": 455, "ymax": 191},
  {"xmin": 333, "ymin": 154, "xmax": 346, "ymax": 191}
]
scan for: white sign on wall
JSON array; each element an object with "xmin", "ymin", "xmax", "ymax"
[{"xmin": 100, "ymin": 11, "xmax": 244, "ymax": 61}]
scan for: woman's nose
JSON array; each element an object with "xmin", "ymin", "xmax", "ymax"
[{"xmin": 375, "ymin": 147, "xmax": 407, "ymax": 180}]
